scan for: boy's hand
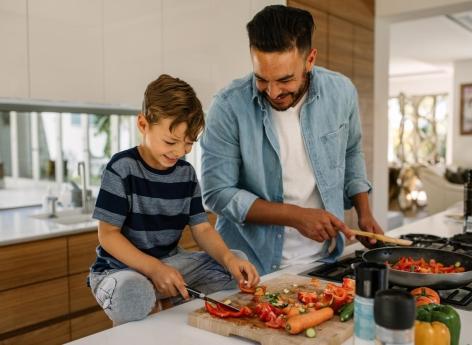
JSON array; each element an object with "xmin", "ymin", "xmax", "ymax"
[
  {"xmin": 223, "ymin": 254, "xmax": 260, "ymax": 288},
  {"xmin": 148, "ymin": 261, "xmax": 189, "ymax": 299}
]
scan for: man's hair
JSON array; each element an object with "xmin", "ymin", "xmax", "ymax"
[
  {"xmin": 247, "ymin": 5, "xmax": 314, "ymax": 53},
  {"xmin": 142, "ymin": 74, "xmax": 204, "ymax": 141}
]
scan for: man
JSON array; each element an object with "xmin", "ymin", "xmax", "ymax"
[{"xmin": 200, "ymin": 5, "xmax": 383, "ymax": 275}]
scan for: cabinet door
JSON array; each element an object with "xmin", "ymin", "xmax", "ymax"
[
  {"xmin": 0, "ymin": 321, "xmax": 70, "ymax": 345},
  {"xmin": 0, "ymin": 0, "xmax": 28, "ymax": 98},
  {"xmin": 0, "ymin": 278, "xmax": 68, "ymax": 333},
  {"xmin": 0, "ymin": 237, "xmax": 67, "ymax": 291},
  {"xmin": 68, "ymin": 231, "xmax": 98, "ymax": 275},
  {"xmin": 70, "ymin": 310, "xmax": 112, "ymax": 341},
  {"xmin": 69, "ymin": 272, "xmax": 96, "ymax": 313},
  {"xmin": 28, "ymin": 0, "xmax": 104, "ymax": 102}
]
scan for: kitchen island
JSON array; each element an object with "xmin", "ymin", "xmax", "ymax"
[{"xmin": 66, "ymin": 209, "xmax": 472, "ymax": 345}]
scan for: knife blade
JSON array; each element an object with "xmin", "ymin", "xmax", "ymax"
[{"xmin": 186, "ymin": 286, "xmax": 240, "ymax": 312}]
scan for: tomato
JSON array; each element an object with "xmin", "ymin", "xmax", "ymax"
[
  {"xmin": 205, "ymin": 301, "xmax": 252, "ymax": 318},
  {"xmin": 265, "ymin": 314, "xmax": 286, "ymax": 329},
  {"xmin": 315, "ymin": 292, "xmax": 334, "ymax": 309},
  {"xmin": 298, "ymin": 291, "xmax": 318, "ymax": 304},
  {"xmin": 254, "ymin": 286, "xmax": 267, "ymax": 296},
  {"xmin": 239, "ymin": 281, "xmax": 256, "ymax": 294},
  {"xmin": 411, "ymin": 287, "xmax": 440, "ymax": 306}
]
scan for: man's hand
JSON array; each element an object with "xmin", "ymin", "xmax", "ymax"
[
  {"xmin": 147, "ymin": 261, "xmax": 189, "ymax": 299},
  {"xmin": 291, "ymin": 207, "xmax": 355, "ymax": 242},
  {"xmin": 357, "ymin": 213, "xmax": 384, "ymax": 248},
  {"xmin": 223, "ymin": 254, "xmax": 260, "ymax": 288}
]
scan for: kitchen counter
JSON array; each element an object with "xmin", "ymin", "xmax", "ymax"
[
  {"xmin": 0, "ymin": 206, "xmax": 97, "ymax": 246},
  {"xmin": 66, "ymin": 209, "xmax": 472, "ymax": 345}
]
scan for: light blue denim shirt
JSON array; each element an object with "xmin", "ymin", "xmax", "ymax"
[{"xmin": 201, "ymin": 66, "xmax": 372, "ymax": 275}]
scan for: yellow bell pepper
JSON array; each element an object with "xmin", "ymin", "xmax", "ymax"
[{"xmin": 415, "ymin": 320, "xmax": 450, "ymax": 345}]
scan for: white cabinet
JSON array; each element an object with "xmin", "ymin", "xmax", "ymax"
[
  {"xmin": 0, "ymin": 0, "xmax": 28, "ymax": 98},
  {"xmin": 103, "ymin": 0, "xmax": 163, "ymax": 107},
  {"xmin": 28, "ymin": 0, "xmax": 104, "ymax": 103}
]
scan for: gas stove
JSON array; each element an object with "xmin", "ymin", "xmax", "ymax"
[{"xmin": 300, "ymin": 233, "xmax": 472, "ymax": 311}]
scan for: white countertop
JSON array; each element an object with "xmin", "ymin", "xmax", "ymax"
[
  {"xmin": 0, "ymin": 206, "xmax": 97, "ymax": 246},
  {"xmin": 66, "ymin": 209, "xmax": 472, "ymax": 345}
]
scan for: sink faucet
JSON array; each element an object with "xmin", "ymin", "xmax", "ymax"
[{"xmin": 78, "ymin": 162, "xmax": 92, "ymax": 214}]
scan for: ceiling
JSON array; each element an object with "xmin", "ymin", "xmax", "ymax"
[{"xmin": 389, "ymin": 11, "xmax": 472, "ymax": 77}]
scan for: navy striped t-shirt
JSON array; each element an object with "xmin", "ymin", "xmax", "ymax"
[{"xmin": 90, "ymin": 146, "xmax": 208, "ymax": 272}]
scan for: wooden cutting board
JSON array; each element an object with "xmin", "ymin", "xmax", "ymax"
[{"xmin": 188, "ymin": 274, "xmax": 353, "ymax": 345}]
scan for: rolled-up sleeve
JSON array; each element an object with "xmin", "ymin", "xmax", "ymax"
[
  {"xmin": 343, "ymin": 84, "xmax": 372, "ymax": 209},
  {"xmin": 201, "ymin": 97, "xmax": 259, "ymax": 224}
]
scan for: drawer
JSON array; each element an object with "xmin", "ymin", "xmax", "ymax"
[
  {"xmin": 70, "ymin": 310, "xmax": 112, "ymax": 341},
  {"xmin": 0, "ymin": 321, "xmax": 70, "ymax": 345},
  {"xmin": 0, "ymin": 277, "xmax": 68, "ymax": 334},
  {"xmin": 69, "ymin": 272, "xmax": 96, "ymax": 313},
  {"xmin": 0, "ymin": 237, "xmax": 67, "ymax": 291},
  {"xmin": 68, "ymin": 231, "xmax": 98, "ymax": 274}
]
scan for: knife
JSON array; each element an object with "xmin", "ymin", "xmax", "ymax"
[{"xmin": 186, "ymin": 286, "xmax": 240, "ymax": 312}]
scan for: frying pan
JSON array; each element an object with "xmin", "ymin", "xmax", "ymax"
[{"xmin": 362, "ymin": 247, "xmax": 472, "ymax": 289}]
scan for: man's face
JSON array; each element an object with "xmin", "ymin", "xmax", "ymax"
[
  {"xmin": 250, "ymin": 47, "xmax": 316, "ymax": 111},
  {"xmin": 138, "ymin": 115, "xmax": 194, "ymax": 170}
]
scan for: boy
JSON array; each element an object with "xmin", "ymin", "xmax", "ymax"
[{"xmin": 88, "ymin": 74, "xmax": 259, "ymax": 325}]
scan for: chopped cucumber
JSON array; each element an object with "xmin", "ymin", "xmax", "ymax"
[{"xmin": 305, "ymin": 328, "xmax": 316, "ymax": 338}]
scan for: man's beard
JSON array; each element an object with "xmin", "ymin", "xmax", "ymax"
[{"xmin": 264, "ymin": 72, "xmax": 310, "ymax": 111}]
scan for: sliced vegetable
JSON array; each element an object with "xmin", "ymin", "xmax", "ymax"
[
  {"xmin": 305, "ymin": 327, "xmax": 317, "ymax": 338},
  {"xmin": 298, "ymin": 291, "xmax": 318, "ymax": 304},
  {"xmin": 205, "ymin": 301, "xmax": 252, "ymax": 318},
  {"xmin": 239, "ymin": 281, "xmax": 256, "ymax": 294},
  {"xmin": 285, "ymin": 307, "xmax": 334, "ymax": 335}
]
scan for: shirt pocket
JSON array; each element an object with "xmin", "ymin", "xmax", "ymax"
[{"xmin": 320, "ymin": 123, "xmax": 348, "ymax": 169}]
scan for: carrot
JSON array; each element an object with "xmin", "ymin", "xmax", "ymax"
[
  {"xmin": 285, "ymin": 306, "xmax": 306, "ymax": 318},
  {"xmin": 285, "ymin": 307, "xmax": 334, "ymax": 335}
]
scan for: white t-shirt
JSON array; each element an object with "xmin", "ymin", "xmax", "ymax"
[{"xmin": 271, "ymin": 93, "xmax": 324, "ymax": 267}]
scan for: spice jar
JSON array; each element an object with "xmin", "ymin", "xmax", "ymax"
[
  {"xmin": 374, "ymin": 290, "xmax": 416, "ymax": 345},
  {"xmin": 354, "ymin": 262, "xmax": 388, "ymax": 345}
]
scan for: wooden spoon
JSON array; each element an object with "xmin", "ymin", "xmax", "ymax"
[{"xmin": 349, "ymin": 229, "xmax": 413, "ymax": 246}]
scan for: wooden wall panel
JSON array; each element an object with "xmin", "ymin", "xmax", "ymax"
[
  {"xmin": 328, "ymin": 0, "xmax": 374, "ymax": 29},
  {"xmin": 0, "ymin": 278, "xmax": 68, "ymax": 333},
  {"xmin": 328, "ymin": 15, "xmax": 354, "ymax": 78},
  {"xmin": 1, "ymin": 321, "xmax": 70, "ymax": 345},
  {"xmin": 290, "ymin": 1, "xmax": 328, "ymax": 68},
  {"xmin": 0, "ymin": 238, "xmax": 67, "ymax": 291},
  {"xmin": 68, "ymin": 232, "xmax": 98, "ymax": 274}
]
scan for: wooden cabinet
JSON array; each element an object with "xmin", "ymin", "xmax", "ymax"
[
  {"xmin": 0, "ymin": 237, "xmax": 67, "ymax": 291},
  {"xmin": 0, "ymin": 212, "xmax": 217, "ymax": 342},
  {"xmin": 0, "ymin": 232, "xmax": 102, "ymax": 342}
]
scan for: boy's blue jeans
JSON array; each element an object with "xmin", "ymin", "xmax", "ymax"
[{"xmin": 88, "ymin": 248, "xmax": 246, "ymax": 325}]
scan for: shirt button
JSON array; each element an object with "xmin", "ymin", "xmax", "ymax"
[
  {"xmin": 277, "ymin": 234, "xmax": 282, "ymax": 239},
  {"xmin": 272, "ymin": 265, "xmax": 277, "ymax": 269}
]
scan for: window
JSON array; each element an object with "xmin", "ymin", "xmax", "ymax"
[{"xmin": 388, "ymin": 93, "xmax": 448, "ymax": 165}]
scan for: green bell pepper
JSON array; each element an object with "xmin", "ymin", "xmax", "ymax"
[{"xmin": 416, "ymin": 303, "xmax": 461, "ymax": 345}]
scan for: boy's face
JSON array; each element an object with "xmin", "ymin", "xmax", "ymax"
[
  {"xmin": 250, "ymin": 47, "xmax": 316, "ymax": 111},
  {"xmin": 137, "ymin": 115, "xmax": 194, "ymax": 170}
]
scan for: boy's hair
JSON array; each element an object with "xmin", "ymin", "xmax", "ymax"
[
  {"xmin": 246, "ymin": 5, "xmax": 314, "ymax": 54},
  {"xmin": 142, "ymin": 74, "xmax": 204, "ymax": 141}
]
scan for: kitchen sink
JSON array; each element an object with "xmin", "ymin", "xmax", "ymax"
[{"xmin": 30, "ymin": 208, "xmax": 94, "ymax": 225}]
